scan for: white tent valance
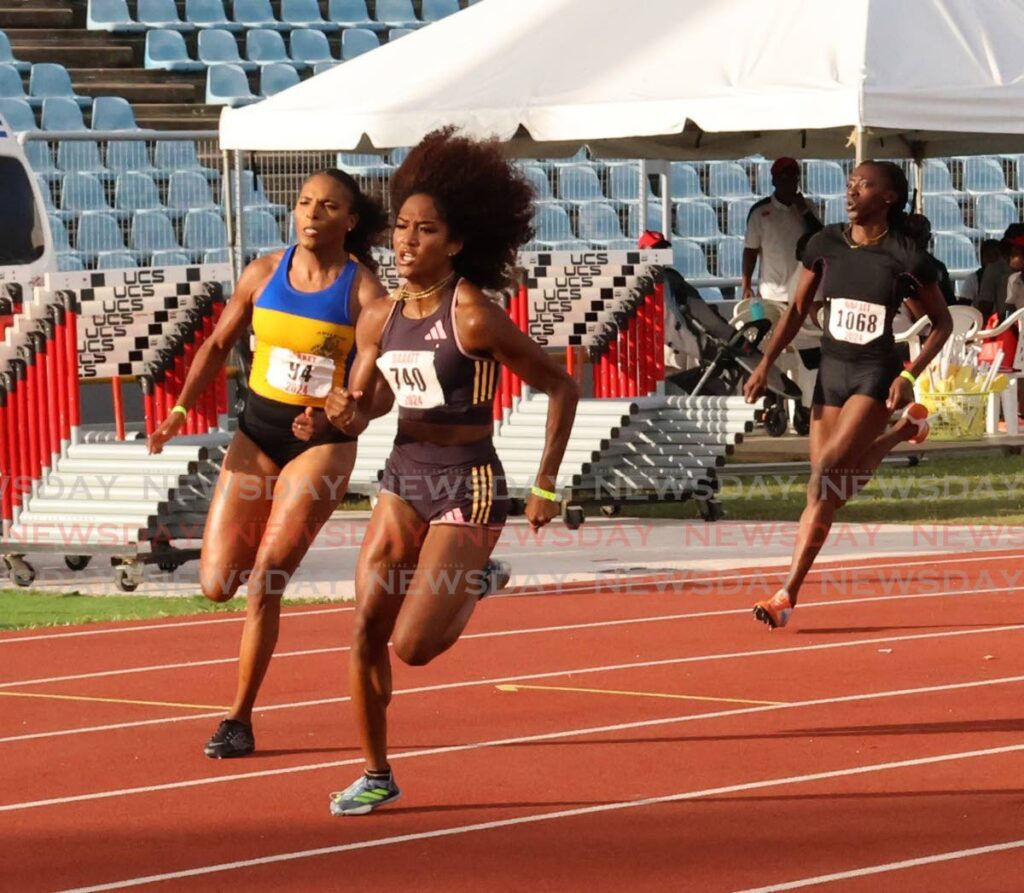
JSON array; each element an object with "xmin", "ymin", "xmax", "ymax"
[{"xmin": 219, "ymin": 0, "xmax": 1024, "ymax": 159}]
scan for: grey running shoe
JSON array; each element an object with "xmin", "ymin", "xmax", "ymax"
[
  {"xmin": 203, "ymin": 719, "xmax": 254, "ymax": 758},
  {"xmin": 480, "ymin": 558, "xmax": 511, "ymax": 599},
  {"xmin": 330, "ymin": 773, "xmax": 402, "ymax": 816}
]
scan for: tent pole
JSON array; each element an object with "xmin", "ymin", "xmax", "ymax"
[{"xmin": 854, "ymin": 125, "xmax": 865, "ymax": 166}]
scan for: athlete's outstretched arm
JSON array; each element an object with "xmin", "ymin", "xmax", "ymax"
[
  {"xmin": 888, "ymin": 282, "xmax": 953, "ymax": 410},
  {"xmin": 325, "ymin": 297, "xmax": 394, "ymax": 435}
]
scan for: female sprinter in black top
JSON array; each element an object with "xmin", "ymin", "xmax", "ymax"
[
  {"xmin": 744, "ymin": 161, "xmax": 952, "ymax": 629},
  {"xmin": 323, "ymin": 128, "xmax": 579, "ymax": 815},
  {"xmin": 148, "ymin": 169, "xmax": 388, "ymax": 757}
]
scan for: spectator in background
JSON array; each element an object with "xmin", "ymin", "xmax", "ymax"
[
  {"xmin": 741, "ymin": 157, "xmax": 822, "ymax": 309},
  {"xmin": 960, "ymin": 239, "xmax": 1002, "ymax": 307},
  {"xmin": 976, "ymin": 222, "xmax": 1024, "ymax": 319},
  {"xmin": 904, "ymin": 213, "xmax": 956, "ymax": 305}
]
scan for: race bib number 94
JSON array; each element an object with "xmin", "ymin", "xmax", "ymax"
[
  {"xmin": 266, "ymin": 347, "xmax": 336, "ymax": 398},
  {"xmin": 377, "ymin": 350, "xmax": 445, "ymax": 409},
  {"xmin": 828, "ymin": 298, "xmax": 885, "ymax": 345}
]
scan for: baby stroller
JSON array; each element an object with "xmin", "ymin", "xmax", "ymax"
[{"xmin": 662, "ymin": 267, "xmax": 802, "ymax": 412}]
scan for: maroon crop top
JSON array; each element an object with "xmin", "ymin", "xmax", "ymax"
[{"xmin": 376, "ymin": 280, "xmax": 499, "ymax": 426}]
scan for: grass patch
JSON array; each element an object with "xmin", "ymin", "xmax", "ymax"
[{"xmin": 623, "ymin": 454, "xmax": 1024, "ymax": 525}]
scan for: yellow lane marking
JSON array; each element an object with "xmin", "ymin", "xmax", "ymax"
[
  {"xmin": 496, "ymin": 683, "xmax": 785, "ymax": 706},
  {"xmin": 0, "ymin": 691, "xmax": 228, "ymax": 711}
]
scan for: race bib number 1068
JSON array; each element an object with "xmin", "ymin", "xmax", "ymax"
[{"xmin": 828, "ymin": 297, "xmax": 885, "ymax": 345}]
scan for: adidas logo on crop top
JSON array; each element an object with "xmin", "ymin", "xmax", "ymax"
[
  {"xmin": 377, "ymin": 278, "xmax": 499, "ymax": 426},
  {"xmin": 802, "ymin": 224, "xmax": 938, "ymax": 361},
  {"xmin": 248, "ymin": 245, "xmax": 359, "ymax": 406}
]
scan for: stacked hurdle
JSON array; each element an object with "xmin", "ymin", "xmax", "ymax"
[{"xmin": 0, "ymin": 264, "xmax": 233, "ymax": 589}]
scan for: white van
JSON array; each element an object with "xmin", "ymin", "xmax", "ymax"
[{"xmin": 0, "ymin": 112, "xmax": 55, "ymax": 301}]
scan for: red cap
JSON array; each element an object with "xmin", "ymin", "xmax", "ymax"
[
  {"xmin": 638, "ymin": 230, "xmax": 669, "ymax": 249},
  {"xmin": 771, "ymin": 156, "xmax": 800, "ymax": 176}
]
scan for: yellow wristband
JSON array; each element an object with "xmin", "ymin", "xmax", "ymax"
[
  {"xmin": 899, "ymin": 370, "xmax": 917, "ymax": 386},
  {"xmin": 171, "ymin": 404, "xmax": 188, "ymax": 417},
  {"xmin": 530, "ymin": 485, "xmax": 559, "ymax": 502}
]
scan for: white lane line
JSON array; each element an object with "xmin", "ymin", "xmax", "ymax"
[
  {"xmin": 733, "ymin": 839, "xmax": 1024, "ymax": 892},
  {"xmin": 2, "ymin": 576, "xmax": 1019, "ymax": 690},
  {"xmin": 3, "ymin": 549, "xmax": 1018, "ymax": 646},
  {"xmin": 2, "ymin": 585, "xmax": 1020, "ymax": 744},
  {"xmin": 55, "ymin": 742, "xmax": 1024, "ymax": 893},
  {"xmin": 4, "ymin": 672, "xmax": 1024, "ymax": 813},
  {"xmin": 0, "ymin": 605, "xmax": 353, "ymax": 645}
]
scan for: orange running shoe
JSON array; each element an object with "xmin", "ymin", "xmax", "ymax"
[
  {"xmin": 753, "ymin": 590, "xmax": 793, "ymax": 629},
  {"xmin": 902, "ymin": 402, "xmax": 929, "ymax": 445}
]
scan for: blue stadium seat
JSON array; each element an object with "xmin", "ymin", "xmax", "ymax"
[
  {"xmin": 86, "ymin": 0, "xmax": 145, "ymax": 32},
  {"xmin": 673, "ymin": 200, "xmax": 722, "ymax": 240},
  {"xmin": 154, "ymin": 140, "xmax": 219, "ymax": 180},
  {"xmin": 0, "ymin": 31, "xmax": 31, "ymax": 74},
  {"xmin": 606, "ymin": 162, "xmax": 656, "ymax": 204},
  {"xmin": 186, "ymin": 0, "xmax": 244, "ymax": 30},
  {"xmin": 753, "ymin": 159, "xmax": 772, "ymax": 195},
  {"xmin": 131, "ymin": 210, "xmax": 182, "ymax": 256},
  {"xmin": 137, "ymin": 0, "xmax": 192, "ymax": 30},
  {"xmin": 921, "ymin": 159, "xmax": 955, "ymax": 195},
  {"xmin": 312, "ymin": 61, "xmax": 338, "ymax": 75},
  {"xmin": 237, "ymin": 169, "xmax": 287, "ymax": 215},
  {"xmin": 388, "ymin": 146, "xmax": 409, "ymax": 166},
  {"xmin": 58, "ymin": 138, "xmax": 112, "ymax": 179},
  {"xmin": 57, "ymin": 252, "xmax": 86, "ymax": 271},
  {"xmin": 374, "ymin": 0, "xmax": 421, "ymax": 27},
  {"xmin": 167, "ymin": 170, "xmax": 219, "ymax": 214},
  {"xmin": 340, "ymin": 27, "xmax": 380, "ymax": 59},
  {"xmin": 922, "ymin": 194, "xmax": 969, "ymax": 233},
  {"xmin": 150, "ymin": 250, "xmax": 195, "ymax": 267},
  {"xmin": 290, "ymin": 29, "xmax": 334, "ymax": 68},
  {"xmin": 974, "ymin": 193, "xmax": 1018, "ymax": 235},
  {"xmin": 246, "ymin": 29, "xmax": 290, "ymax": 65},
  {"xmin": 206, "ymin": 64, "xmax": 258, "ymax": 106},
  {"xmin": 91, "ymin": 96, "xmax": 138, "ymax": 131},
  {"xmin": 669, "ymin": 163, "xmax": 704, "ymax": 199},
  {"xmin": 203, "ymin": 248, "xmax": 232, "ymax": 264},
  {"xmin": 328, "ymin": 0, "xmax": 386, "ymax": 30},
  {"xmin": 0, "ymin": 97, "xmax": 37, "ymax": 131},
  {"xmin": 49, "ymin": 216, "xmax": 74, "ymax": 251},
  {"xmin": 804, "ymin": 160, "xmax": 846, "ymax": 197},
  {"xmin": 0, "ymin": 64, "xmax": 31, "ymax": 107},
  {"xmin": 556, "ymin": 164, "xmax": 605, "ymax": 202},
  {"xmin": 260, "ymin": 62, "xmax": 300, "ymax": 96},
  {"xmin": 822, "ymin": 195, "xmax": 847, "ymax": 224},
  {"xmin": 107, "ymin": 139, "xmax": 159, "ymax": 176},
  {"xmin": 388, "ymin": 27, "xmax": 414, "ymax": 41},
  {"xmin": 533, "ymin": 204, "xmax": 577, "ymax": 244},
  {"xmin": 715, "ymin": 237, "xmax": 745, "ymax": 278},
  {"xmin": 672, "ymin": 240, "xmax": 710, "ymax": 278},
  {"xmin": 232, "ymin": 0, "xmax": 287, "ymax": 31},
  {"xmin": 244, "ymin": 209, "xmax": 287, "ymax": 252},
  {"xmin": 576, "ymin": 202, "xmax": 626, "ymax": 244},
  {"xmin": 699, "ymin": 287, "xmax": 723, "ymax": 302},
  {"xmin": 60, "ymin": 172, "xmax": 117, "ymax": 217},
  {"xmin": 960, "ymin": 156, "xmax": 1008, "ymax": 193},
  {"xmin": 114, "ymin": 172, "xmax": 165, "ymax": 215},
  {"xmin": 26, "ymin": 140, "xmax": 60, "ymax": 182},
  {"xmin": 35, "ymin": 175, "xmax": 72, "ymax": 222},
  {"xmin": 726, "ymin": 197, "xmax": 757, "ymax": 236},
  {"xmin": 421, "ymin": 0, "xmax": 459, "ymax": 21},
  {"xmin": 626, "ymin": 200, "xmax": 664, "ymax": 237},
  {"xmin": 76, "ymin": 211, "xmax": 127, "ymax": 258},
  {"xmin": 932, "ymin": 233, "xmax": 977, "ymax": 273},
  {"xmin": 184, "ymin": 209, "xmax": 229, "ymax": 251},
  {"xmin": 336, "ymin": 151, "xmax": 392, "ymax": 176},
  {"xmin": 97, "ymin": 250, "xmax": 140, "ymax": 269},
  {"xmin": 281, "ymin": 0, "xmax": 335, "ymax": 30},
  {"xmin": 145, "ymin": 30, "xmax": 205, "ymax": 72},
  {"xmin": 41, "ymin": 96, "xmax": 85, "ymax": 130},
  {"xmin": 199, "ymin": 29, "xmax": 257, "ymax": 71},
  {"xmin": 707, "ymin": 161, "xmax": 753, "ymax": 198},
  {"xmin": 519, "ymin": 164, "xmax": 554, "ymax": 202},
  {"xmin": 30, "ymin": 64, "xmax": 90, "ymax": 109}
]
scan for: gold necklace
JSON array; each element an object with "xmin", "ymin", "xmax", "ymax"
[
  {"xmin": 392, "ymin": 272, "xmax": 455, "ymax": 302},
  {"xmin": 844, "ymin": 225, "xmax": 888, "ymax": 249}
]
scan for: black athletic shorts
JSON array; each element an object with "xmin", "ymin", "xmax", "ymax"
[
  {"xmin": 380, "ymin": 435, "xmax": 509, "ymax": 528},
  {"xmin": 238, "ymin": 389, "xmax": 355, "ymax": 469},
  {"xmin": 812, "ymin": 352, "xmax": 903, "ymax": 407}
]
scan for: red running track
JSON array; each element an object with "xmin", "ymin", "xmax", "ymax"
[{"xmin": 1, "ymin": 549, "xmax": 1023, "ymax": 892}]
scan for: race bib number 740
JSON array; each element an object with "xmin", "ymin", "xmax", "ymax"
[
  {"xmin": 828, "ymin": 298, "xmax": 885, "ymax": 345},
  {"xmin": 376, "ymin": 350, "xmax": 445, "ymax": 409}
]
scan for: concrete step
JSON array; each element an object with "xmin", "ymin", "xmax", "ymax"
[
  {"xmin": 132, "ymin": 103, "xmax": 221, "ymax": 131},
  {"xmin": 0, "ymin": 8, "xmax": 75, "ymax": 28},
  {"xmin": 17, "ymin": 44, "xmax": 136, "ymax": 68}
]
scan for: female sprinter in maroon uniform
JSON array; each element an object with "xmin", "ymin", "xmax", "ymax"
[
  {"xmin": 324, "ymin": 128, "xmax": 579, "ymax": 814},
  {"xmin": 744, "ymin": 160, "xmax": 952, "ymax": 629}
]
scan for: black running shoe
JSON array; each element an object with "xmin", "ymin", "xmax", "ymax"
[
  {"xmin": 480, "ymin": 559, "xmax": 511, "ymax": 600},
  {"xmin": 204, "ymin": 719, "xmax": 255, "ymax": 758}
]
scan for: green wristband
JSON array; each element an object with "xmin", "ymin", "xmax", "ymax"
[
  {"xmin": 171, "ymin": 404, "xmax": 188, "ymax": 417},
  {"xmin": 899, "ymin": 370, "xmax": 917, "ymax": 386},
  {"xmin": 530, "ymin": 485, "xmax": 559, "ymax": 502}
]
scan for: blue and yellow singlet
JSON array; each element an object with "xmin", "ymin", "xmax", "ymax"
[{"xmin": 248, "ymin": 245, "xmax": 358, "ymax": 407}]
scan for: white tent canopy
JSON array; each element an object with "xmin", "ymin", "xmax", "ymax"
[{"xmin": 219, "ymin": 0, "xmax": 1024, "ymax": 160}]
